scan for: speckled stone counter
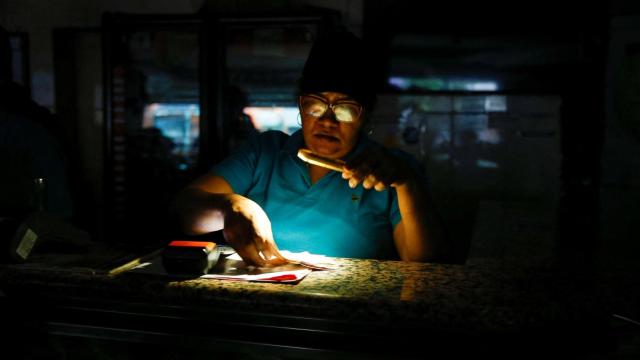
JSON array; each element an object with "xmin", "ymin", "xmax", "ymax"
[{"xmin": 0, "ymin": 249, "xmax": 610, "ymax": 358}]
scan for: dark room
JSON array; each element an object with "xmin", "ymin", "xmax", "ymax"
[{"xmin": 1, "ymin": 0, "xmax": 639, "ymax": 359}]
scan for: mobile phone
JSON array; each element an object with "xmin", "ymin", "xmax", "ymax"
[{"xmin": 297, "ymin": 149, "xmax": 345, "ymax": 172}]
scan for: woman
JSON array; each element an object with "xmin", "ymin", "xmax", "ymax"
[{"xmin": 174, "ymin": 31, "xmax": 448, "ymax": 265}]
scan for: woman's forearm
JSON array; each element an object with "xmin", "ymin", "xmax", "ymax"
[
  {"xmin": 173, "ymin": 187, "xmax": 229, "ymax": 235},
  {"xmin": 394, "ymin": 179, "xmax": 448, "ymax": 262}
]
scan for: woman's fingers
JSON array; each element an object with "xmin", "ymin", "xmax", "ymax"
[
  {"xmin": 233, "ymin": 242, "xmax": 266, "ymax": 267},
  {"xmin": 362, "ymin": 174, "xmax": 378, "ymax": 189},
  {"xmin": 344, "ymin": 164, "xmax": 392, "ymax": 191},
  {"xmin": 265, "ymin": 257, "xmax": 289, "ymax": 267},
  {"xmin": 259, "ymin": 239, "xmax": 281, "ymax": 260},
  {"xmin": 343, "ymin": 147, "xmax": 410, "ymax": 190},
  {"xmin": 223, "ymin": 224, "xmax": 268, "ymax": 266},
  {"xmin": 222, "ymin": 194, "xmax": 288, "ymax": 267},
  {"xmin": 226, "ymin": 232, "xmax": 287, "ymax": 267}
]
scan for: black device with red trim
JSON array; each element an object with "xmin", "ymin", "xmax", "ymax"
[{"xmin": 161, "ymin": 240, "xmax": 221, "ymax": 275}]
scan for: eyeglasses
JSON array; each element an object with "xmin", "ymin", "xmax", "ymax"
[{"xmin": 299, "ymin": 94, "xmax": 363, "ymax": 123}]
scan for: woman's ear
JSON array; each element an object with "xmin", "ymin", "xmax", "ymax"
[{"xmin": 365, "ymin": 122, "xmax": 375, "ymax": 136}]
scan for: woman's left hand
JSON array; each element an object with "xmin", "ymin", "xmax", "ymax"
[{"xmin": 342, "ymin": 146, "xmax": 415, "ymax": 191}]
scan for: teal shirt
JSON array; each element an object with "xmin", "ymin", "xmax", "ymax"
[{"xmin": 212, "ymin": 130, "xmax": 402, "ymax": 259}]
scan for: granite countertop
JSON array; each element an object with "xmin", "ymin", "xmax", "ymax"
[{"xmin": 0, "ymin": 246, "xmax": 605, "ymax": 336}]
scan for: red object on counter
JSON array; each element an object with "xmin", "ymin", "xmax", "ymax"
[{"xmin": 168, "ymin": 240, "xmax": 216, "ymax": 251}]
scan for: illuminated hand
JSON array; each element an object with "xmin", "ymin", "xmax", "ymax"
[
  {"xmin": 222, "ymin": 194, "xmax": 287, "ymax": 267},
  {"xmin": 342, "ymin": 146, "xmax": 414, "ymax": 191}
]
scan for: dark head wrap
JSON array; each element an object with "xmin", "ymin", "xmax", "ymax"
[{"xmin": 298, "ymin": 30, "xmax": 377, "ymax": 109}]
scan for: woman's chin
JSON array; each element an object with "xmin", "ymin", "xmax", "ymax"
[{"xmin": 310, "ymin": 144, "xmax": 342, "ymax": 158}]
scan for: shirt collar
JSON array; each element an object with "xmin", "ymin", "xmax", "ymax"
[{"xmin": 283, "ymin": 129, "xmax": 305, "ymax": 156}]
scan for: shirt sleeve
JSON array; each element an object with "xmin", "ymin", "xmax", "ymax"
[
  {"xmin": 210, "ymin": 131, "xmax": 289, "ymax": 195},
  {"xmin": 210, "ymin": 135, "xmax": 261, "ymax": 195}
]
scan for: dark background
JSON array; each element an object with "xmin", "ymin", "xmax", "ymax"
[
  {"xmin": 1, "ymin": 0, "xmax": 640, "ymax": 357},
  {"xmin": 2, "ymin": 0, "xmax": 638, "ymax": 274},
  {"xmin": 1, "ymin": 0, "xmax": 637, "ymax": 284}
]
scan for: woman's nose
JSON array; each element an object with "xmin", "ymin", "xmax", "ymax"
[{"xmin": 317, "ymin": 108, "xmax": 339, "ymax": 125}]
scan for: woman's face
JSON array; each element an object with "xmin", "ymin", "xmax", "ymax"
[{"xmin": 299, "ymin": 92, "xmax": 364, "ymax": 159}]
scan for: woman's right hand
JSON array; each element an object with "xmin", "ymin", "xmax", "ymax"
[
  {"xmin": 222, "ymin": 194, "xmax": 287, "ymax": 267},
  {"xmin": 174, "ymin": 174, "xmax": 286, "ymax": 267}
]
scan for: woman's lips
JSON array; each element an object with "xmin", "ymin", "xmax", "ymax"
[{"xmin": 313, "ymin": 133, "xmax": 340, "ymax": 143}]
